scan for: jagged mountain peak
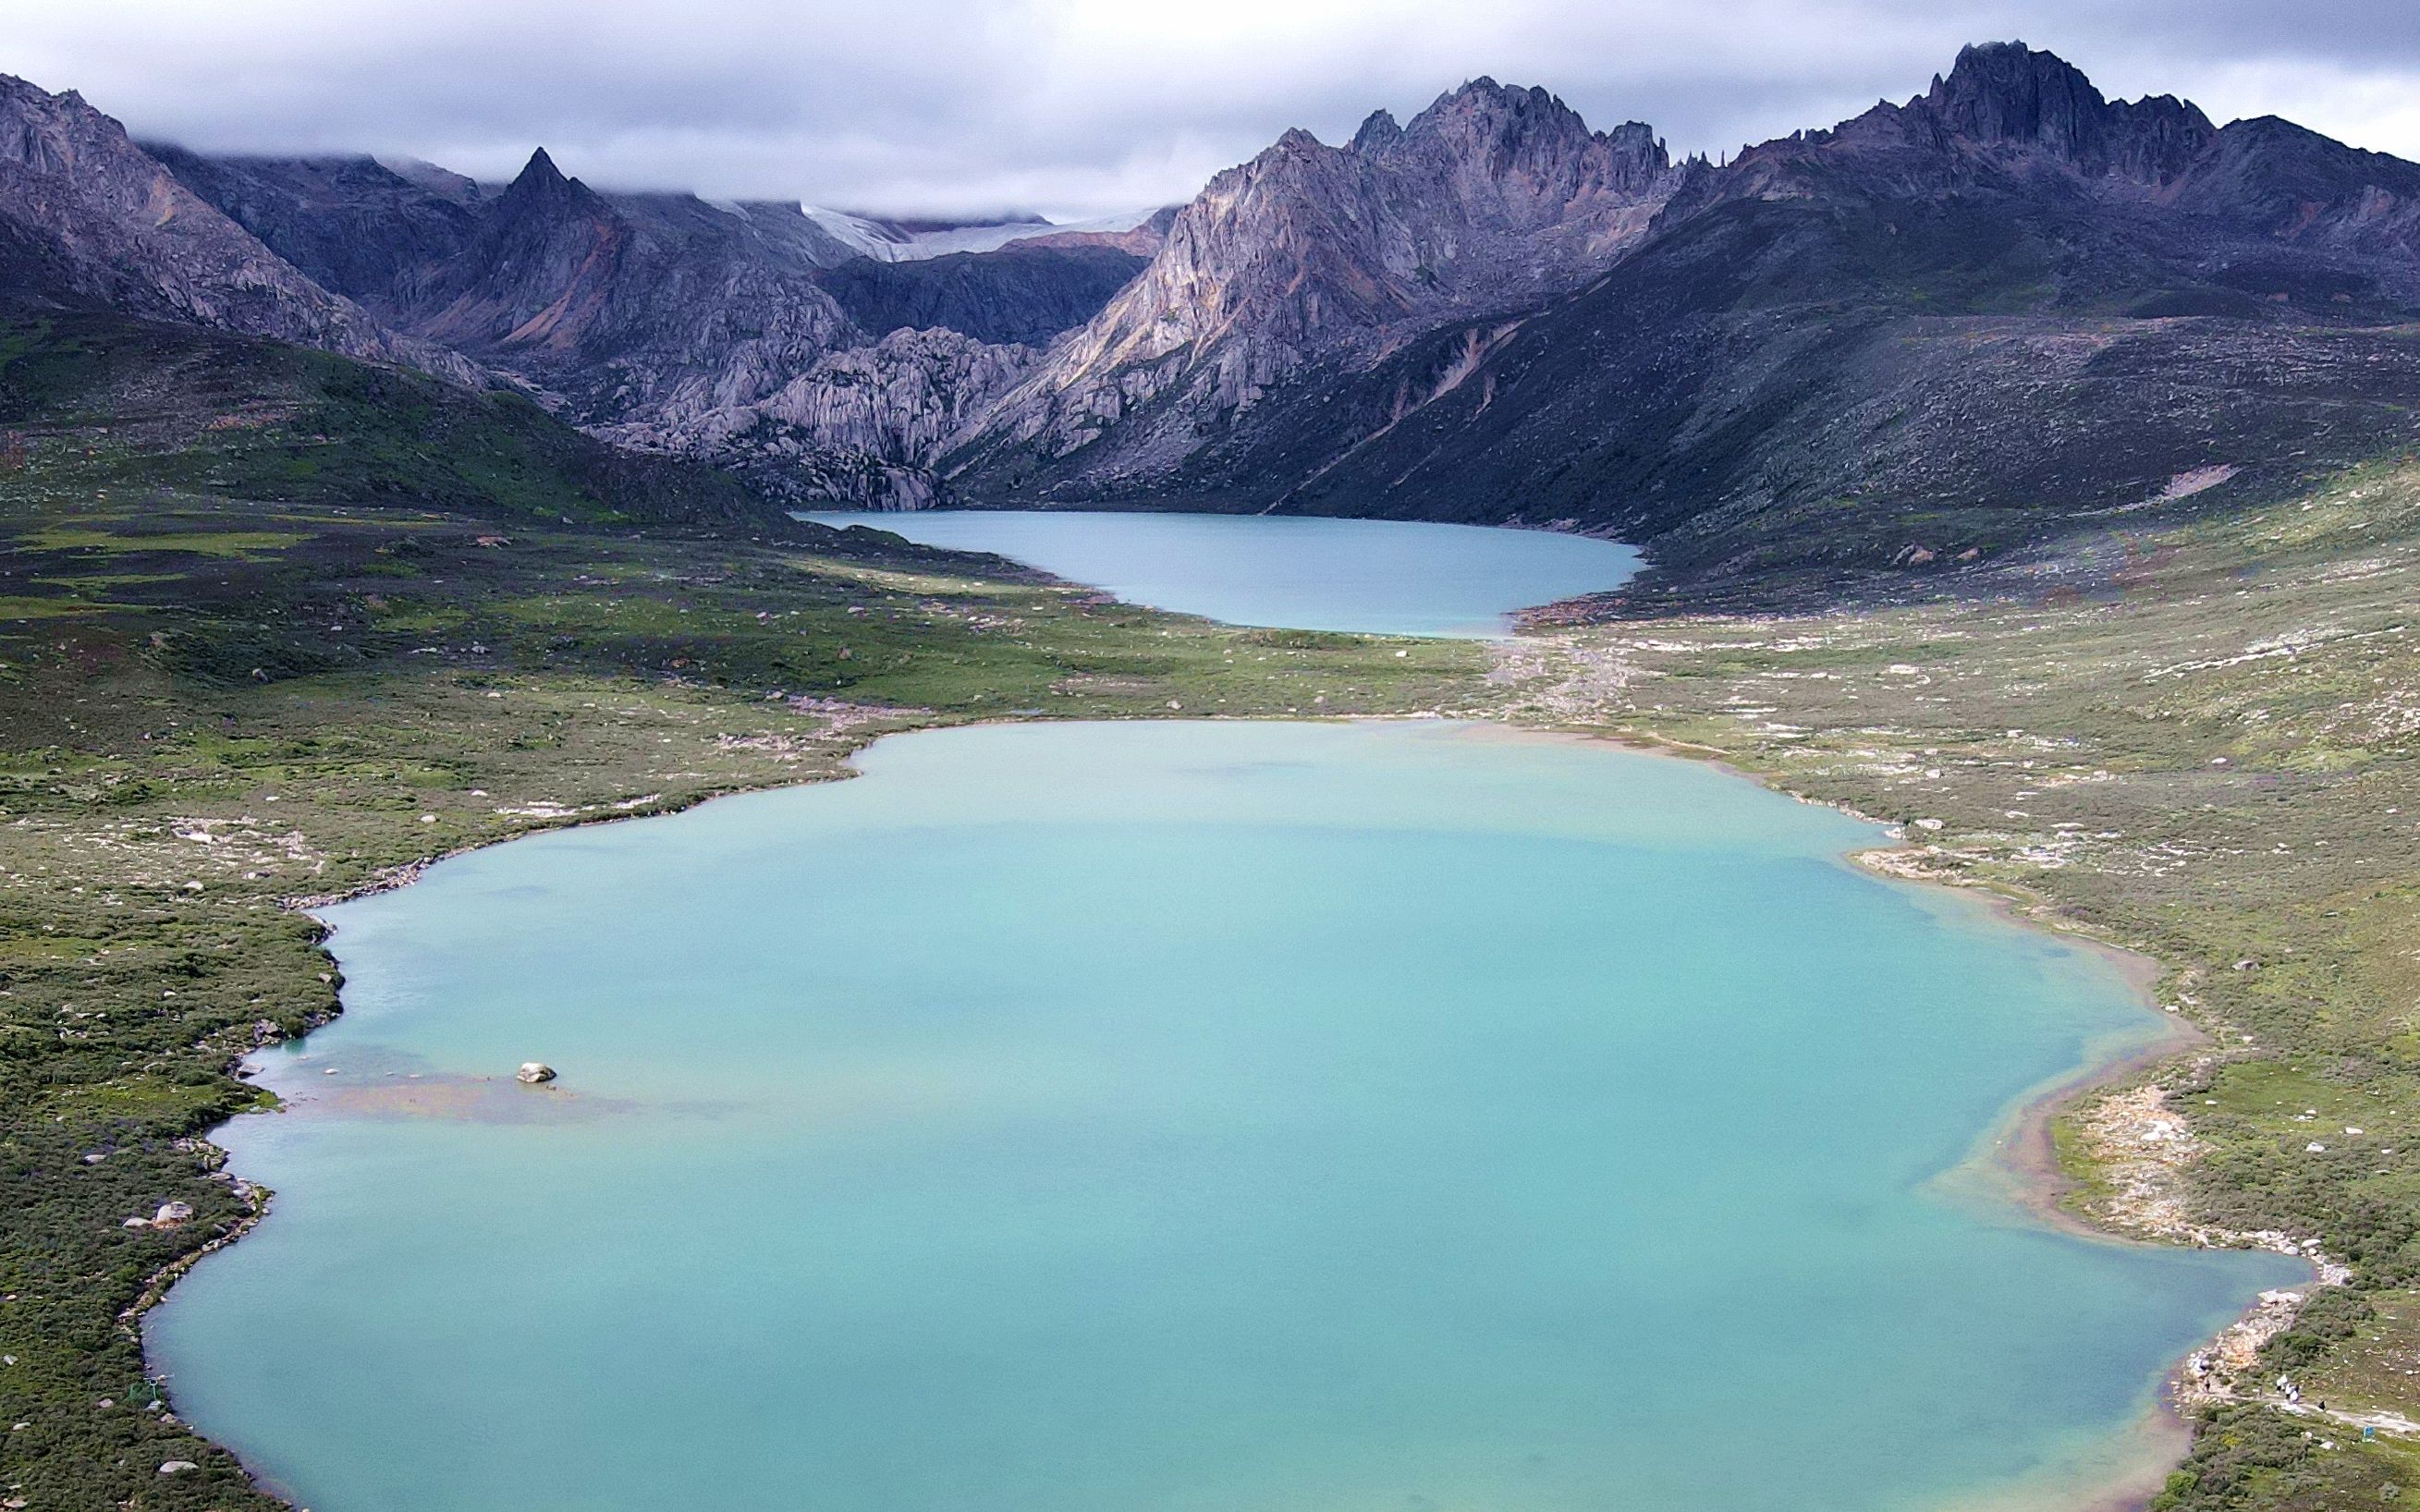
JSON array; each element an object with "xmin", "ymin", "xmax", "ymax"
[
  {"xmin": 501, "ymin": 145, "xmax": 591, "ymax": 207},
  {"xmin": 1369, "ymin": 77, "xmax": 1670, "ymax": 200},
  {"xmin": 1901, "ymin": 40, "xmax": 2215, "ymax": 181},
  {"xmin": 1348, "ymin": 80, "xmax": 1609, "ymax": 162},
  {"xmin": 951, "ymin": 73, "xmax": 1687, "ymax": 490},
  {"xmin": 1350, "ymin": 109, "xmax": 1402, "ymax": 155},
  {"xmin": 1399, "ymin": 77, "xmax": 1588, "ymax": 152},
  {"xmin": 1421, "ymin": 75, "xmax": 1561, "ymax": 116},
  {"xmin": 406, "ymin": 144, "xmax": 632, "ymax": 357},
  {"xmin": 1928, "ymin": 39, "xmax": 2096, "ymax": 110}
]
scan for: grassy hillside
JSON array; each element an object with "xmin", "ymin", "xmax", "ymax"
[{"xmin": 0, "ymin": 309, "xmax": 802, "ymax": 534}]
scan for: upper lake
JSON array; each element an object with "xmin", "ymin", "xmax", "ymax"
[
  {"xmin": 148, "ymin": 719, "xmax": 2297, "ymax": 1512},
  {"xmin": 801, "ymin": 509, "xmax": 1644, "ymax": 637}
]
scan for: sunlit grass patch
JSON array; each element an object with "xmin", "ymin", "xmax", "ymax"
[
  {"xmin": 0, "ymin": 593, "xmax": 107, "ymax": 620},
  {"xmin": 21, "ymin": 526, "xmax": 312, "ymax": 558}
]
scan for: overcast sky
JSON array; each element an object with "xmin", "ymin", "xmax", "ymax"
[{"xmin": 13, "ymin": 0, "xmax": 2420, "ymax": 219}]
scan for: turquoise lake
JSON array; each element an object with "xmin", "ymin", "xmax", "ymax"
[
  {"xmin": 801, "ymin": 509, "xmax": 1644, "ymax": 637},
  {"xmin": 149, "ymin": 719, "xmax": 2299, "ymax": 1512}
]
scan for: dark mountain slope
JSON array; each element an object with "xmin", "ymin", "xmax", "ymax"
[
  {"xmin": 394, "ymin": 150, "xmax": 866, "ymax": 433},
  {"xmin": 1267, "ymin": 195, "xmax": 2420, "ymax": 571},
  {"xmin": 139, "ymin": 145, "xmax": 479, "ymax": 310},
  {"xmin": 814, "ymin": 243, "xmax": 1147, "ymax": 345},
  {"xmin": 151, "ymin": 140, "xmax": 1082, "ymax": 506},
  {"xmin": 0, "ymin": 75, "xmax": 475, "ymax": 383}
]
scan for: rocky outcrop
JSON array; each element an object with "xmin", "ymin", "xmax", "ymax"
[
  {"xmin": 947, "ymin": 78, "xmax": 1684, "ymax": 494},
  {"xmin": 0, "ymin": 75, "xmax": 474, "ymax": 381},
  {"xmin": 1905, "ymin": 40, "xmax": 2216, "ymax": 183},
  {"xmin": 745, "ymin": 328, "xmax": 1035, "ymax": 460},
  {"xmin": 608, "ymin": 327, "xmax": 1036, "ymax": 507}
]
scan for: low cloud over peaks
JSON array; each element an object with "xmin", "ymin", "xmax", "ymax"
[{"xmin": 18, "ymin": 0, "xmax": 2420, "ymax": 217}]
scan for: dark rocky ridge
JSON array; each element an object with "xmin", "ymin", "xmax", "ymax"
[{"xmin": 138, "ymin": 145, "xmax": 481, "ymax": 311}]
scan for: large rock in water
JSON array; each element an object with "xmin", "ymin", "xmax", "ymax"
[{"xmin": 516, "ymin": 1062, "xmax": 556, "ymax": 1084}]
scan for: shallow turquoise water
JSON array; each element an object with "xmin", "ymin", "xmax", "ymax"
[
  {"xmin": 151, "ymin": 721, "xmax": 2296, "ymax": 1512},
  {"xmin": 801, "ymin": 510, "xmax": 1643, "ymax": 637}
]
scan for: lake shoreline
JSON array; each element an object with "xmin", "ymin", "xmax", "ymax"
[
  {"xmin": 1505, "ymin": 716, "xmax": 2336, "ymax": 1512},
  {"xmin": 803, "ymin": 508, "xmax": 1644, "ymax": 640},
  {"xmin": 0, "ymin": 506, "xmax": 1470, "ymax": 1507}
]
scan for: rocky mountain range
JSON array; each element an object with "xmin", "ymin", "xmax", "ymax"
[
  {"xmin": 184, "ymin": 142, "xmax": 1160, "ymax": 504},
  {"xmin": 946, "ymin": 79, "xmax": 1685, "ymax": 493},
  {"xmin": 950, "ymin": 43, "xmax": 2420, "ymax": 580},
  {"xmin": 0, "ymin": 73, "xmax": 1158, "ymax": 505},
  {"xmin": 14, "ymin": 43, "xmax": 2420, "ymax": 579},
  {"xmin": 0, "ymin": 76, "xmax": 478, "ymax": 383}
]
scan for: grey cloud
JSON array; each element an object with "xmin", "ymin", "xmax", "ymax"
[{"xmin": 14, "ymin": 0, "xmax": 2420, "ymax": 219}]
